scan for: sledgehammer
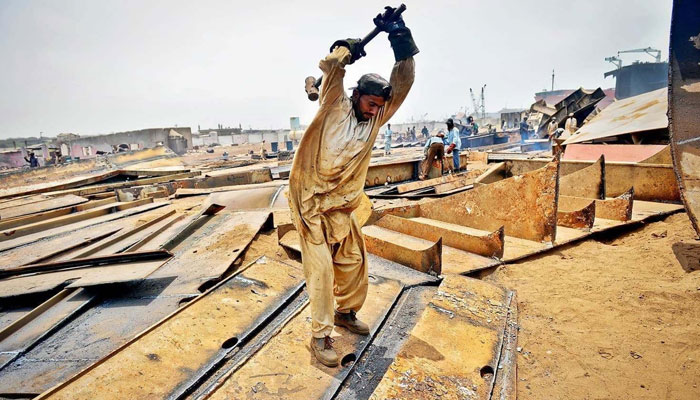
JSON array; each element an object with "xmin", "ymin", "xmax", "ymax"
[{"xmin": 305, "ymin": 3, "xmax": 407, "ymax": 101}]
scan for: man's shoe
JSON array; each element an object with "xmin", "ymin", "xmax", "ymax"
[
  {"xmin": 310, "ymin": 336, "xmax": 339, "ymax": 367},
  {"xmin": 334, "ymin": 310, "xmax": 370, "ymax": 335}
]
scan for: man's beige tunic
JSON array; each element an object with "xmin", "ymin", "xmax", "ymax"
[{"xmin": 289, "ymin": 46, "xmax": 414, "ymax": 337}]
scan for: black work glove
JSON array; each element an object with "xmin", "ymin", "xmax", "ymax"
[
  {"xmin": 373, "ymin": 6, "xmax": 419, "ymax": 61},
  {"xmin": 329, "ymin": 38, "xmax": 366, "ymax": 64}
]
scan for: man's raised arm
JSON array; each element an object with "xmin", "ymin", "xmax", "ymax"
[{"xmin": 318, "ymin": 46, "xmax": 352, "ymax": 106}]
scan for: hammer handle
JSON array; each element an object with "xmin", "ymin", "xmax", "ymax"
[{"xmin": 313, "ymin": 3, "xmax": 407, "ymax": 90}]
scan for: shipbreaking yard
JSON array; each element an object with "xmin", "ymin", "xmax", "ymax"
[{"xmin": 1, "ymin": 1, "xmax": 700, "ymax": 400}]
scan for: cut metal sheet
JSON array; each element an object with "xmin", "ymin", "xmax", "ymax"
[
  {"xmin": 0, "ymin": 199, "xmax": 154, "ymax": 242},
  {"xmin": 205, "ymin": 274, "xmax": 403, "ymax": 400},
  {"xmin": 433, "ymin": 176, "xmax": 476, "ymax": 194},
  {"xmin": 208, "ymin": 186, "xmax": 289, "ymax": 211},
  {"xmin": 0, "ymin": 198, "xmax": 117, "ymax": 231},
  {"xmin": 557, "ymin": 200, "xmax": 596, "ymax": 230},
  {"xmin": 491, "ymin": 292, "xmax": 518, "ymax": 400},
  {"xmin": 362, "ymin": 225, "xmax": 442, "ymax": 275},
  {"xmin": 34, "ymin": 258, "xmax": 305, "ymax": 400},
  {"xmin": 374, "ymin": 214, "xmax": 504, "ymax": 258},
  {"xmin": 365, "ymin": 160, "xmax": 416, "ymax": 187},
  {"xmin": 0, "ymin": 195, "xmax": 88, "ymax": 220},
  {"xmin": 420, "ymin": 159, "xmax": 560, "ymax": 243},
  {"xmin": 370, "ymin": 275, "xmax": 513, "ymax": 400},
  {"xmin": 0, "ymin": 201, "xmax": 168, "ymax": 253},
  {"xmin": 0, "ymin": 170, "xmax": 122, "ymax": 200},
  {"xmin": 561, "ymin": 188, "xmax": 634, "ymax": 221},
  {"xmin": 669, "ymin": 0, "xmax": 700, "ymax": 237},
  {"xmin": 563, "ymin": 88, "xmax": 668, "ymax": 145},
  {"xmin": 560, "ymin": 155, "xmax": 605, "ymax": 199}
]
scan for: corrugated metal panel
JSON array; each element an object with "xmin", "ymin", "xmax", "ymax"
[{"xmin": 563, "ymin": 88, "xmax": 668, "ymax": 145}]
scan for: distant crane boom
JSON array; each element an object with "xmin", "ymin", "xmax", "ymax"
[{"xmin": 605, "ymin": 47, "xmax": 662, "ymax": 69}]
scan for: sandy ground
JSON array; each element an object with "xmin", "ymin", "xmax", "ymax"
[{"xmin": 485, "ymin": 212, "xmax": 700, "ymax": 400}]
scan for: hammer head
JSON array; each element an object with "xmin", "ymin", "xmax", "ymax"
[{"xmin": 305, "ymin": 76, "xmax": 320, "ymax": 101}]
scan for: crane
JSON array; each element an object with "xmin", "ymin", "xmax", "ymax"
[
  {"xmin": 605, "ymin": 47, "xmax": 662, "ymax": 69},
  {"xmin": 469, "ymin": 84, "xmax": 487, "ymax": 120}
]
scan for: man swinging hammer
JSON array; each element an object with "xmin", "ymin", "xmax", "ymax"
[{"xmin": 288, "ymin": 5, "xmax": 418, "ymax": 367}]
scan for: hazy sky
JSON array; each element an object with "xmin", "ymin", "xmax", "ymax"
[{"xmin": 0, "ymin": 0, "xmax": 672, "ymax": 138}]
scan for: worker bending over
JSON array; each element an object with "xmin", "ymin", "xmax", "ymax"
[
  {"xmin": 288, "ymin": 8, "xmax": 417, "ymax": 367},
  {"xmin": 419, "ymin": 130, "xmax": 445, "ymax": 180}
]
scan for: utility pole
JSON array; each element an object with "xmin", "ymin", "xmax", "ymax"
[{"xmin": 551, "ymin": 69, "xmax": 555, "ymax": 91}]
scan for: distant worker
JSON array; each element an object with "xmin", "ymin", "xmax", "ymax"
[
  {"xmin": 564, "ymin": 113, "xmax": 578, "ymax": 137},
  {"xmin": 384, "ymin": 123, "xmax": 393, "ymax": 155},
  {"xmin": 444, "ymin": 118, "xmax": 462, "ymax": 172},
  {"xmin": 24, "ymin": 152, "xmax": 38, "ymax": 168},
  {"xmin": 471, "ymin": 120, "xmax": 479, "ymax": 135},
  {"xmin": 421, "ymin": 125, "xmax": 429, "ymax": 138},
  {"xmin": 288, "ymin": 6, "xmax": 418, "ymax": 368},
  {"xmin": 547, "ymin": 118, "xmax": 558, "ymax": 138},
  {"xmin": 260, "ymin": 140, "xmax": 268, "ymax": 159},
  {"xmin": 420, "ymin": 130, "xmax": 445, "ymax": 180},
  {"xmin": 519, "ymin": 117, "xmax": 530, "ymax": 143},
  {"xmin": 411, "ymin": 126, "xmax": 417, "ymax": 141}
]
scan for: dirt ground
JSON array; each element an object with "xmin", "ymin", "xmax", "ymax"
[{"xmin": 485, "ymin": 212, "xmax": 700, "ymax": 400}]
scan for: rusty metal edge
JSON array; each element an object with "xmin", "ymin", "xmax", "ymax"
[{"xmin": 557, "ymin": 201, "xmax": 596, "ymax": 230}]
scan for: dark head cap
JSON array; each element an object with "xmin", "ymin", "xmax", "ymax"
[
  {"xmin": 446, "ymin": 118, "xmax": 454, "ymax": 124},
  {"xmin": 355, "ymin": 73, "xmax": 392, "ymax": 100}
]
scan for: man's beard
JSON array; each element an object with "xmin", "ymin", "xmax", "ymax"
[{"xmin": 353, "ymin": 101, "xmax": 370, "ymax": 122}]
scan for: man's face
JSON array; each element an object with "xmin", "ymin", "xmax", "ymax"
[{"xmin": 353, "ymin": 93, "xmax": 386, "ymax": 122}]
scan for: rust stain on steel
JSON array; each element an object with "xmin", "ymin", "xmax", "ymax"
[
  {"xmin": 560, "ymin": 155, "xmax": 605, "ymax": 199},
  {"xmin": 205, "ymin": 275, "xmax": 403, "ymax": 400},
  {"xmin": 35, "ymin": 258, "xmax": 304, "ymax": 400},
  {"xmin": 0, "ymin": 197, "xmax": 117, "ymax": 231},
  {"xmin": 561, "ymin": 188, "xmax": 634, "ymax": 221},
  {"xmin": 557, "ymin": 201, "xmax": 595, "ymax": 230},
  {"xmin": 420, "ymin": 159, "xmax": 560, "ymax": 243},
  {"xmin": 374, "ymin": 214, "xmax": 504, "ymax": 258},
  {"xmin": 365, "ymin": 161, "xmax": 416, "ymax": 187},
  {"xmin": 491, "ymin": 292, "xmax": 518, "ymax": 399},
  {"xmin": 0, "ymin": 195, "xmax": 88, "ymax": 220},
  {"xmin": 370, "ymin": 275, "xmax": 513, "ymax": 400},
  {"xmin": 362, "ymin": 225, "xmax": 442, "ymax": 275},
  {"xmin": 668, "ymin": 0, "xmax": 700, "ymax": 236}
]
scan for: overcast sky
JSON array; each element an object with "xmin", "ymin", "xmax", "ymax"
[{"xmin": 0, "ymin": 0, "xmax": 672, "ymax": 138}]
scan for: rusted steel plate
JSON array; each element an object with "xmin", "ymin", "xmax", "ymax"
[
  {"xmin": 420, "ymin": 159, "xmax": 559, "ymax": 243},
  {"xmin": 560, "ymin": 155, "xmax": 605, "ymax": 199},
  {"xmin": 557, "ymin": 201, "xmax": 595, "ymax": 230},
  {"xmin": 564, "ymin": 143, "xmax": 669, "ymax": 163},
  {"xmin": 362, "ymin": 225, "xmax": 442, "ymax": 275},
  {"xmin": 669, "ymin": 0, "xmax": 700, "ymax": 236},
  {"xmin": 0, "ymin": 194, "xmax": 52, "ymax": 210},
  {"xmin": 561, "ymin": 188, "xmax": 634, "ymax": 221},
  {"xmin": 0, "ymin": 258, "xmax": 170, "ymax": 298},
  {"xmin": 370, "ymin": 275, "xmax": 513, "ymax": 400},
  {"xmin": 173, "ymin": 181, "xmax": 287, "ymax": 198},
  {"xmin": 505, "ymin": 158, "xmax": 680, "ymax": 202},
  {"xmin": 205, "ymin": 274, "xmax": 403, "ymax": 400},
  {"xmin": 0, "ymin": 198, "xmax": 117, "ymax": 231},
  {"xmin": 144, "ymin": 211, "xmax": 274, "ymax": 295},
  {"xmin": 0, "ymin": 199, "xmax": 154, "ymax": 242},
  {"xmin": 0, "ymin": 195, "xmax": 88, "ymax": 220},
  {"xmin": 640, "ymin": 145, "xmax": 672, "ymax": 164},
  {"xmin": 35, "ymin": 258, "xmax": 305, "ymax": 400},
  {"xmin": 375, "ymin": 215, "xmax": 504, "ymax": 258},
  {"xmin": 397, "ymin": 174, "xmax": 459, "ymax": 193},
  {"xmin": 47, "ymin": 172, "xmax": 201, "ymax": 198},
  {"xmin": 365, "ymin": 160, "xmax": 416, "ymax": 187},
  {"xmin": 208, "ymin": 186, "xmax": 288, "ymax": 211},
  {"xmin": 0, "ymin": 201, "xmax": 168, "ymax": 253}
]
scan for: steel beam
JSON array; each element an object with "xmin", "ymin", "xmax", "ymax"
[
  {"xmin": 0, "ymin": 197, "xmax": 117, "ymax": 231},
  {"xmin": 362, "ymin": 225, "xmax": 442, "ymax": 275},
  {"xmin": 374, "ymin": 214, "xmax": 504, "ymax": 258}
]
